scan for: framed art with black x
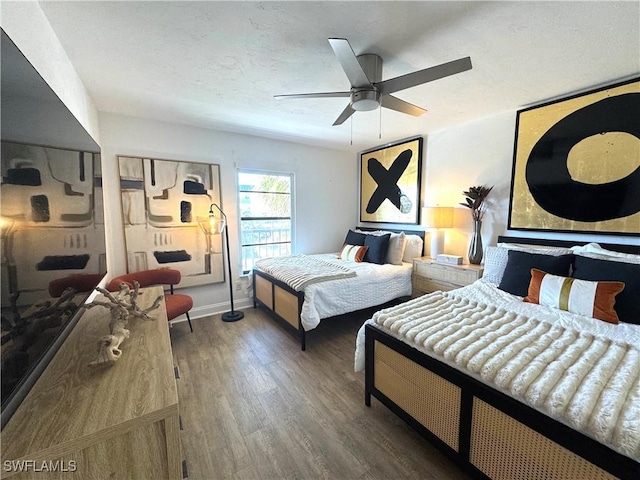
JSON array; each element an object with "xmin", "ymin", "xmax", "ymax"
[{"xmin": 359, "ymin": 137, "xmax": 423, "ymax": 225}]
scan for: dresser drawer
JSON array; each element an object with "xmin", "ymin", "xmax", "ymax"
[
  {"xmin": 413, "ymin": 275, "xmax": 461, "ymax": 293},
  {"xmin": 414, "ymin": 262, "xmax": 480, "ymax": 285},
  {"xmin": 412, "ymin": 258, "xmax": 484, "ymax": 296}
]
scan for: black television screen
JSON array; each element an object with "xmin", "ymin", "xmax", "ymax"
[{"xmin": 0, "ymin": 30, "xmax": 106, "ymax": 428}]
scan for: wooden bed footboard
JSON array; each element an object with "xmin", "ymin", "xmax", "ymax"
[
  {"xmin": 364, "ymin": 325, "xmax": 639, "ymax": 480},
  {"xmin": 253, "ymin": 269, "xmax": 307, "ymax": 349}
]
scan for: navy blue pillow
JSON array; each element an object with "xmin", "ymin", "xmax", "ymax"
[
  {"xmin": 344, "ymin": 230, "xmax": 366, "ymax": 246},
  {"xmin": 364, "ymin": 233, "xmax": 390, "ymax": 265},
  {"xmin": 572, "ymin": 256, "xmax": 639, "ymax": 325},
  {"xmin": 498, "ymin": 250, "xmax": 574, "ymax": 297}
]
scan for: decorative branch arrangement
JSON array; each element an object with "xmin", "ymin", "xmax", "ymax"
[
  {"xmin": 460, "ymin": 185, "xmax": 494, "ymax": 221},
  {"xmin": 84, "ymin": 282, "xmax": 162, "ymax": 367}
]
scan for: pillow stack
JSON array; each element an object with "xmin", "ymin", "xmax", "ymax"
[
  {"xmin": 343, "ymin": 229, "xmax": 390, "ymax": 264},
  {"xmin": 339, "ymin": 229, "xmax": 423, "ymax": 265},
  {"xmin": 483, "ymin": 242, "xmax": 639, "ymax": 325},
  {"xmin": 483, "ymin": 243, "xmax": 573, "ymax": 286}
]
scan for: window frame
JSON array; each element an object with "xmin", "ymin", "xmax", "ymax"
[{"xmin": 236, "ymin": 168, "xmax": 295, "ymax": 274}]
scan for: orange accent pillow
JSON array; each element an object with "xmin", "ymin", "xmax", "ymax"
[
  {"xmin": 524, "ymin": 268, "xmax": 625, "ymax": 324},
  {"xmin": 338, "ymin": 244, "xmax": 368, "ymax": 262}
]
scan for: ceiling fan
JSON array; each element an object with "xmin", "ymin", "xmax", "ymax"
[{"xmin": 275, "ymin": 38, "xmax": 472, "ymax": 126}]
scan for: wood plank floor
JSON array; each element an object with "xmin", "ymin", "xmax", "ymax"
[{"xmin": 170, "ymin": 306, "xmax": 470, "ymax": 480}]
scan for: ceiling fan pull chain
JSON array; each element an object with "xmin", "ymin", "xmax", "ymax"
[
  {"xmin": 350, "ymin": 116, "xmax": 353, "ymax": 145},
  {"xmin": 379, "ymin": 106, "xmax": 382, "ymax": 139}
]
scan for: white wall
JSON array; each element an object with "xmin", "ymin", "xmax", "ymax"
[
  {"xmin": 422, "ymin": 111, "xmax": 516, "ymax": 259},
  {"xmin": 422, "ymin": 111, "xmax": 638, "ymax": 260},
  {"xmin": 98, "ymin": 113, "xmax": 356, "ymax": 318},
  {"xmin": 0, "ymin": 1, "xmax": 100, "ymax": 145}
]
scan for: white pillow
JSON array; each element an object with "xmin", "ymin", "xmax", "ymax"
[
  {"xmin": 485, "ymin": 243, "xmax": 575, "ymax": 285},
  {"xmin": 571, "ymin": 243, "xmax": 640, "ymax": 264},
  {"xmin": 482, "ymin": 246, "xmax": 509, "ymax": 285},
  {"xmin": 524, "ymin": 268, "xmax": 624, "ymax": 324},
  {"xmin": 497, "ymin": 242, "xmax": 574, "ymax": 256},
  {"xmin": 385, "ymin": 232, "xmax": 407, "ymax": 265},
  {"xmin": 402, "ymin": 234, "xmax": 424, "ymax": 263}
]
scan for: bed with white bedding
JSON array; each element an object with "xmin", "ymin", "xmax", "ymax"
[
  {"xmin": 356, "ymin": 236, "xmax": 640, "ymax": 479},
  {"xmin": 253, "ymin": 228, "xmax": 423, "ymax": 350}
]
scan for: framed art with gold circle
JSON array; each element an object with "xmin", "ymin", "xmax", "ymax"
[{"xmin": 508, "ymin": 77, "xmax": 639, "ymax": 236}]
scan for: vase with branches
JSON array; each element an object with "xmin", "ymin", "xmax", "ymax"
[
  {"xmin": 460, "ymin": 185, "xmax": 493, "ymax": 264},
  {"xmin": 460, "ymin": 185, "xmax": 493, "ymax": 221}
]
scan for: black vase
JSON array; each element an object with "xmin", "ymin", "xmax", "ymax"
[{"xmin": 468, "ymin": 220, "xmax": 483, "ymax": 265}]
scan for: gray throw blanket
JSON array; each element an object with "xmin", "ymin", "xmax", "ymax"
[{"xmin": 254, "ymin": 254, "xmax": 356, "ymax": 291}]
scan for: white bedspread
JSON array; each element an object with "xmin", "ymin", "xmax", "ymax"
[
  {"xmin": 355, "ymin": 281, "xmax": 640, "ymax": 461},
  {"xmin": 283, "ymin": 253, "xmax": 412, "ymax": 331}
]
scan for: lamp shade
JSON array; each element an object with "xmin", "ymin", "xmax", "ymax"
[
  {"xmin": 0, "ymin": 216, "xmax": 15, "ymax": 238},
  {"xmin": 422, "ymin": 206, "xmax": 453, "ymax": 229},
  {"xmin": 198, "ymin": 214, "xmax": 225, "ymax": 236}
]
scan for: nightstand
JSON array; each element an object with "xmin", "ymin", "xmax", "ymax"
[{"xmin": 412, "ymin": 257, "xmax": 484, "ymax": 296}]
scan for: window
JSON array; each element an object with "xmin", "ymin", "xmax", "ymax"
[{"xmin": 237, "ymin": 170, "xmax": 293, "ymax": 273}]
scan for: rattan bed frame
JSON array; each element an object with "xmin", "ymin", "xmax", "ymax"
[
  {"xmin": 364, "ymin": 236, "xmax": 640, "ymax": 480},
  {"xmin": 253, "ymin": 227, "xmax": 424, "ymax": 350}
]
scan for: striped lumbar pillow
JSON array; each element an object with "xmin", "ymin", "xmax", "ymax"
[
  {"xmin": 339, "ymin": 244, "xmax": 368, "ymax": 262},
  {"xmin": 524, "ymin": 268, "xmax": 625, "ymax": 324}
]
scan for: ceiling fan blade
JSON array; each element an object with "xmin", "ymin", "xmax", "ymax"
[
  {"xmin": 328, "ymin": 38, "xmax": 372, "ymax": 88},
  {"xmin": 376, "ymin": 57, "xmax": 472, "ymax": 95},
  {"xmin": 380, "ymin": 95, "xmax": 427, "ymax": 117},
  {"xmin": 332, "ymin": 103, "xmax": 356, "ymax": 126},
  {"xmin": 274, "ymin": 91, "xmax": 351, "ymax": 100}
]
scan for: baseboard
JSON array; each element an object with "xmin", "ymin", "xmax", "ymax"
[{"xmin": 170, "ymin": 298, "xmax": 254, "ymax": 325}]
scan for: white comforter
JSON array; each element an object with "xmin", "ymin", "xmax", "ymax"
[
  {"xmin": 355, "ymin": 281, "xmax": 640, "ymax": 461},
  {"xmin": 287, "ymin": 253, "xmax": 412, "ymax": 331}
]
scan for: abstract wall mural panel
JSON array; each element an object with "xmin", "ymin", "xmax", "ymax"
[
  {"xmin": 1, "ymin": 142, "xmax": 106, "ymax": 305},
  {"xmin": 360, "ymin": 137, "xmax": 423, "ymax": 224},
  {"xmin": 118, "ymin": 156, "xmax": 224, "ymax": 287},
  {"xmin": 509, "ymin": 77, "xmax": 640, "ymax": 236}
]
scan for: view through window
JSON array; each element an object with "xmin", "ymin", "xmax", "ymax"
[{"xmin": 237, "ymin": 171, "xmax": 292, "ymax": 273}]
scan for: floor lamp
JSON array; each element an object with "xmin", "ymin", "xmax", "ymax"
[{"xmin": 198, "ymin": 203, "xmax": 244, "ymax": 322}]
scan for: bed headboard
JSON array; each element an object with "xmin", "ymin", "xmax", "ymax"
[
  {"xmin": 358, "ymin": 226, "xmax": 425, "ymax": 239},
  {"xmin": 497, "ymin": 236, "xmax": 640, "ymax": 255},
  {"xmin": 357, "ymin": 226, "xmax": 426, "ymax": 256}
]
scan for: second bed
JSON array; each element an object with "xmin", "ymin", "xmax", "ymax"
[{"xmin": 252, "ymin": 228, "xmax": 424, "ymax": 350}]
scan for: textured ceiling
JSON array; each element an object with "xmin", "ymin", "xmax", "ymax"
[{"xmin": 38, "ymin": 1, "xmax": 639, "ymax": 152}]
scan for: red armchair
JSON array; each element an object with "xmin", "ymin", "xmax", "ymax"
[
  {"xmin": 107, "ymin": 268, "xmax": 193, "ymax": 332},
  {"xmin": 48, "ymin": 273, "xmax": 105, "ymax": 298}
]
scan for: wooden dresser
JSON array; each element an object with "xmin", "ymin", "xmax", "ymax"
[
  {"xmin": 412, "ymin": 257, "xmax": 484, "ymax": 296},
  {"xmin": 1, "ymin": 286, "xmax": 182, "ymax": 479}
]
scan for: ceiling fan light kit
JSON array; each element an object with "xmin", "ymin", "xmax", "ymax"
[
  {"xmin": 275, "ymin": 38, "xmax": 472, "ymax": 126},
  {"xmin": 351, "ymin": 89, "xmax": 380, "ymax": 111}
]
